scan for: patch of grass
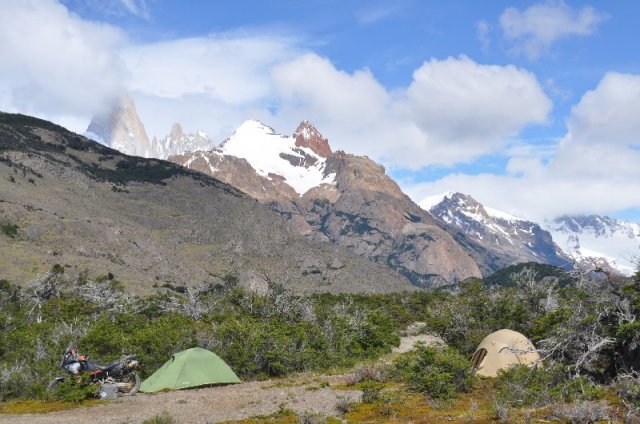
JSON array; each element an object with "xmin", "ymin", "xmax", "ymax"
[
  {"xmin": 345, "ymin": 382, "xmax": 498, "ymax": 423},
  {"xmin": 262, "ymin": 380, "xmax": 309, "ymax": 390},
  {"xmin": 141, "ymin": 411, "xmax": 176, "ymax": 424},
  {"xmin": 221, "ymin": 405, "xmax": 299, "ymax": 423},
  {"xmin": 0, "ymin": 399, "xmax": 101, "ymax": 414}
]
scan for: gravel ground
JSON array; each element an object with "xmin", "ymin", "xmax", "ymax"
[
  {"xmin": 392, "ymin": 334, "xmax": 445, "ymax": 353},
  {"xmin": 0, "ymin": 374, "xmax": 360, "ymax": 424}
]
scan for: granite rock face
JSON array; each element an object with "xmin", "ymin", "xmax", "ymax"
[{"xmin": 86, "ymin": 93, "xmax": 152, "ymax": 157}]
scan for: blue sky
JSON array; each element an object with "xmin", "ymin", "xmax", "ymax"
[{"xmin": 2, "ymin": 0, "xmax": 640, "ymax": 222}]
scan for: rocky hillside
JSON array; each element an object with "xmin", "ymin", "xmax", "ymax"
[
  {"xmin": 420, "ymin": 192, "xmax": 573, "ymax": 275},
  {"xmin": 171, "ymin": 121, "xmax": 481, "ymax": 287},
  {"xmin": 0, "ymin": 112, "xmax": 415, "ymax": 294}
]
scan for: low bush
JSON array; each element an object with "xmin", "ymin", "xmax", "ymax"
[
  {"xmin": 495, "ymin": 365, "xmax": 606, "ymax": 409},
  {"xmin": 548, "ymin": 400, "xmax": 610, "ymax": 423},
  {"xmin": 48, "ymin": 375, "xmax": 96, "ymax": 403},
  {"xmin": 393, "ymin": 344, "xmax": 475, "ymax": 400},
  {"xmin": 345, "ymin": 364, "xmax": 390, "ymax": 386},
  {"xmin": 360, "ymin": 382, "xmax": 384, "ymax": 403},
  {"xmin": 0, "ymin": 221, "xmax": 19, "ymax": 238}
]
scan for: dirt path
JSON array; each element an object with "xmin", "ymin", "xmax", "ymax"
[{"xmin": 0, "ymin": 374, "xmax": 359, "ymax": 424}]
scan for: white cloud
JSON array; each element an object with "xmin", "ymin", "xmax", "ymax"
[
  {"xmin": 500, "ymin": 1, "xmax": 606, "ymax": 60},
  {"xmin": 119, "ymin": 35, "xmax": 301, "ymax": 139},
  {"xmin": 0, "ymin": 0, "xmax": 125, "ymax": 132},
  {"xmin": 407, "ymin": 72, "xmax": 640, "ymax": 221},
  {"xmin": 269, "ymin": 54, "xmax": 551, "ymax": 169},
  {"xmin": 0, "ymin": 1, "xmax": 551, "ymax": 169},
  {"xmin": 476, "ymin": 20, "xmax": 491, "ymax": 53},
  {"xmin": 566, "ymin": 72, "xmax": 640, "ymax": 148},
  {"xmin": 122, "ymin": 36, "xmax": 299, "ymax": 105},
  {"xmin": 271, "ymin": 54, "xmax": 390, "ymax": 129},
  {"xmin": 119, "ymin": 0, "xmax": 149, "ymax": 19},
  {"xmin": 356, "ymin": 4, "xmax": 401, "ymax": 25},
  {"xmin": 404, "ymin": 56, "xmax": 551, "ymax": 157}
]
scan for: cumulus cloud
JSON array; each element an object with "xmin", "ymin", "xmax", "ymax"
[
  {"xmin": 0, "ymin": 0, "xmax": 125, "ymax": 128},
  {"xmin": 407, "ymin": 72, "xmax": 640, "ymax": 221},
  {"xmin": 271, "ymin": 54, "xmax": 391, "ymax": 129},
  {"xmin": 270, "ymin": 54, "xmax": 551, "ymax": 168},
  {"xmin": 500, "ymin": 1, "xmax": 606, "ymax": 60},
  {"xmin": 565, "ymin": 72, "xmax": 640, "ymax": 148},
  {"xmin": 405, "ymin": 56, "xmax": 551, "ymax": 152}
]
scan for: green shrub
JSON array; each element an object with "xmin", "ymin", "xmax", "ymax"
[
  {"xmin": 360, "ymin": 381, "xmax": 384, "ymax": 403},
  {"xmin": 48, "ymin": 375, "xmax": 96, "ymax": 403},
  {"xmin": 495, "ymin": 365, "xmax": 606, "ymax": 408},
  {"xmin": 0, "ymin": 222, "xmax": 19, "ymax": 238},
  {"xmin": 393, "ymin": 344, "xmax": 475, "ymax": 399}
]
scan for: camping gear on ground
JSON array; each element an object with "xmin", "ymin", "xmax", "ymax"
[
  {"xmin": 140, "ymin": 347, "xmax": 240, "ymax": 393},
  {"xmin": 97, "ymin": 383, "xmax": 119, "ymax": 400},
  {"xmin": 47, "ymin": 342, "xmax": 141, "ymax": 397},
  {"xmin": 471, "ymin": 329, "xmax": 540, "ymax": 377}
]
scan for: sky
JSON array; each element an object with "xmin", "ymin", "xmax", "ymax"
[{"xmin": 1, "ymin": 0, "xmax": 640, "ymax": 223}]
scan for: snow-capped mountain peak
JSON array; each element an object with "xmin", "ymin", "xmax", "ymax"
[
  {"xmin": 420, "ymin": 192, "xmax": 571, "ymax": 273},
  {"xmin": 152, "ymin": 122, "xmax": 213, "ymax": 158},
  {"xmin": 419, "ymin": 191, "xmax": 456, "ymax": 211},
  {"xmin": 217, "ymin": 120, "xmax": 336, "ymax": 195},
  {"xmin": 545, "ymin": 215, "xmax": 640, "ymax": 275},
  {"xmin": 421, "ymin": 192, "xmax": 523, "ymax": 226}
]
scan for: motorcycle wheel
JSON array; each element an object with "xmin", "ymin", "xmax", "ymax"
[
  {"xmin": 118, "ymin": 372, "xmax": 141, "ymax": 396},
  {"xmin": 46, "ymin": 377, "xmax": 65, "ymax": 393}
]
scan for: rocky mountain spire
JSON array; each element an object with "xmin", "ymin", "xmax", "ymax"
[
  {"xmin": 169, "ymin": 123, "xmax": 184, "ymax": 141},
  {"xmin": 85, "ymin": 93, "xmax": 151, "ymax": 157},
  {"xmin": 293, "ymin": 121, "xmax": 332, "ymax": 158}
]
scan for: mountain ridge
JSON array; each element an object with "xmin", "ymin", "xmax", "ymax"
[
  {"xmin": 82, "ymin": 96, "xmax": 639, "ymax": 280},
  {"xmin": 420, "ymin": 192, "xmax": 573, "ymax": 275},
  {"xmin": 546, "ymin": 214, "xmax": 640, "ymax": 276},
  {"xmin": 0, "ymin": 111, "xmax": 415, "ymax": 294},
  {"xmin": 170, "ymin": 121, "xmax": 483, "ymax": 287}
]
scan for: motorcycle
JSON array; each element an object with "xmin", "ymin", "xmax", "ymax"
[{"xmin": 47, "ymin": 342, "xmax": 141, "ymax": 397}]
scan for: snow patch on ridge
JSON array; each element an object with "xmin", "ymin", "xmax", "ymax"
[
  {"xmin": 485, "ymin": 206, "xmax": 522, "ymax": 222},
  {"xmin": 419, "ymin": 191, "xmax": 455, "ymax": 211}
]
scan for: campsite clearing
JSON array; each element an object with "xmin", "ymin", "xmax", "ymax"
[{"xmin": 0, "ymin": 373, "xmax": 360, "ymax": 424}]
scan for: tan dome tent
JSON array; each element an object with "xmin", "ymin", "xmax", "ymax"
[{"xmin": 471, "ymin": 329, "xmax": 540, "ymax": 377}]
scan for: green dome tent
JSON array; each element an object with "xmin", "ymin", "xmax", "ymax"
[{"xmin": 140, "ymin": 347, "xmax": 241, "ymax": 393}]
